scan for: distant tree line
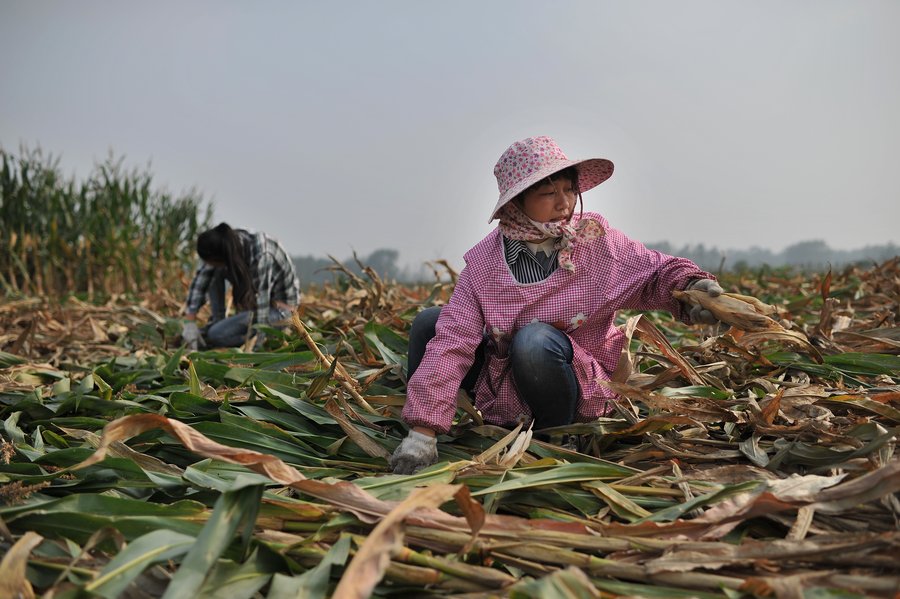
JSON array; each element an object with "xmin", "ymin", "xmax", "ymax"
[
  {"xmin": 293, "ymin": 240, "xmax": 899, "ymax": 288},
  {"xmin": 647, "ymin": 239, "xmax": 900, "ymax": 273},
  {"xmin": 292, "ymin": 249, "xmax": 434, "ymax": 288}
]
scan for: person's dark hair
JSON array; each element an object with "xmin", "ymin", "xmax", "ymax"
[
  {"xmin": 197, "ymin": 223, "xmax": 256, "ymax": 310},
  {"xmin": 547, "ymin": 166, "xmax": 579, "ymax": 192}
]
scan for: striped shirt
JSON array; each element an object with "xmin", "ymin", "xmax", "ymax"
[
  {"xmin": 503, "ymin": 236, "xmax": 560, "ymax": 283},
  {"xmin": 184, "ymin": 229, "xmax": 300, "ymax": 325}
]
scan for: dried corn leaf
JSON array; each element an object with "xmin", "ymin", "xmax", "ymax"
[{"xmin": 333, "ymin": 484, "xmax": 461, "ymax": 599}]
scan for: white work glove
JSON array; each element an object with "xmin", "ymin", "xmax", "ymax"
[
  {"xmin": 685, "ymin": 278, "xmax": 724, "ymax": 325},
  {"xmin": 181, "ymin": 320, "xmax": 204, "ymax": 350},
  {"xmin": 389, "ymin": 430, "xmax": 438, "ymax": 474}
]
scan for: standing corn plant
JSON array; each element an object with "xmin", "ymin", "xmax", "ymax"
[{"xmin": 0, "ymin": 146, "xmax": 211, "ymax": 299}]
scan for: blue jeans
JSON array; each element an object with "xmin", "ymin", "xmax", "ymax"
[
  {"xmin": 408, "ymin": 306, "xmax": 580, "ymax": 428},
  {"xmin": 201, "ymin": 269, "xmax": 291, "ymax": 348},
  {"xmin": 202, "ymin": 308, "xmax": 292, "ymax": 348}
]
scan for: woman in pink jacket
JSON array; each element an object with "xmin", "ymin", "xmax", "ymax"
[{"xmin": 390, "ymin": 136, "xmax": 723, "ymax": 474}]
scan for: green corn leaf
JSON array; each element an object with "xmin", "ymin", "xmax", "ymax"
[
  {"xmin": 823, "ymin": 352, "xmax": 900, "ymax": 376},
  {"xmin": 187, "ymin": 360, "xmax": 202, "ymax": 396},
  {"xmin": 162, "ymin": 478, "xmax": 265, "ymax": 599},
  {"xmin": 267, "ymin": 535, "xmax": 351, "ymax": 599},
  {"xmin": 163, "ymin": 348, "xmax": 185, "ymax": 377},
  {"xmin": 583, "ymin": 480, "xmax": 652, "ymax": 521},
  {"xmin": 85, "ymin": 529, "xmax": 196, "ymax": 598},
  {"xmin": 509, "ymin": 566, "xmax": 602, "ymax": 599},
  {"xmin": 0, "ymin": 351, "xmax": 27, "ymax": 367},
  {"xmin": 363, "ymin": 321, "xmax": 407, "ymax": 371},
  {"xmin": 194, "ymin": 550, "xmax": 274, "ymax": 599},
  {"xmin": 470, "ymin": 463, "xmax": 635, "ymax": 497},
  {"xmin": 636, "ymin": 481, "xmax": 763, "ymax": 523},
  {"xmin": 94, "ymin": 372, "xmax": 113, "ymax": 401}
]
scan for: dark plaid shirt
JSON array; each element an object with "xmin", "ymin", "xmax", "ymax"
[{"xmin": 184, "ymin": 229, "xmax": 300, "ymax": 325}]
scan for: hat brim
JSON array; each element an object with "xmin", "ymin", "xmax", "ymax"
[{"xmin": 488, "ymin": 157, "xmax": 614, "ymax": 222}]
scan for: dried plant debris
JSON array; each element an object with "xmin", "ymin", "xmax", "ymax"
[{"xmin": 0, "ymin": 259, "xmax": 898, "ymax": 598}]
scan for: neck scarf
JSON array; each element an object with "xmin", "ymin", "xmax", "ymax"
[{"xmin": 497, "ymin": 202, "xmax": 604, "ymax": 272}]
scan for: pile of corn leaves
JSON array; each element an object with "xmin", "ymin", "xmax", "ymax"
[{"xmin": 1, "ymin": 259, "xmax": 899, "ymax": 599}]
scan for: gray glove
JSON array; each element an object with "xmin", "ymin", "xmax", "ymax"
[
  {"xmin": 685, "ymin": 278, "xmax": 724, "ymax": 325},
  {"xmin": 389, "ymin": 430, "xmax": 438, "ymax": 474},
  {"xmin": 181, "ymin": 320, "xmax": 204, "ymax": 350}
]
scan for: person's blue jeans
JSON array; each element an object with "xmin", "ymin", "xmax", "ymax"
[
  {"xmin": 200, "ymin": 269, "xmax": 291, "ymax": 348},
  {"xmin": 508, "ymin": 321, "xmax": 579, "ymax": 428},
  {"xmin": 408, "ymin": 306, "xmax": 580, "ymax": 428}
]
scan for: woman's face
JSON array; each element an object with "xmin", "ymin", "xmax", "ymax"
[{"xmin": 520, "ymin": 176, "xmax": 577, "ymax": 223}]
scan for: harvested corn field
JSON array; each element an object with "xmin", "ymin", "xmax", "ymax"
[{"xmin": 1, "ymin": 259, "xmax": 899, "ymax": 598}]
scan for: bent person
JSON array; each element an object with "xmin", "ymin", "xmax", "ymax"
[{"xmin": 181, "ymin": 223, "xmax": 300, "ymax": 351}]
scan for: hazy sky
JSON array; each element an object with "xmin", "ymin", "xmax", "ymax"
[{"xmin": 2, "ymin": 1, "xmax": 899, "ymax": 269}]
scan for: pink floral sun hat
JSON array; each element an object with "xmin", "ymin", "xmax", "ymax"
[{"xmin": 489, "ymin": 136, "xmax": 614, "ymax": 222}]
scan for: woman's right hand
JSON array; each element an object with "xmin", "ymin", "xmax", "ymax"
[{"xmin": 389, "ymin": 429, "xmax": 438, "ymax": 474}]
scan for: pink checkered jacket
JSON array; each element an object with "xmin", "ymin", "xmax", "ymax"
[{"xmin": 402, "ymin": 212, "xmax": 713, "ymax": 434}]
